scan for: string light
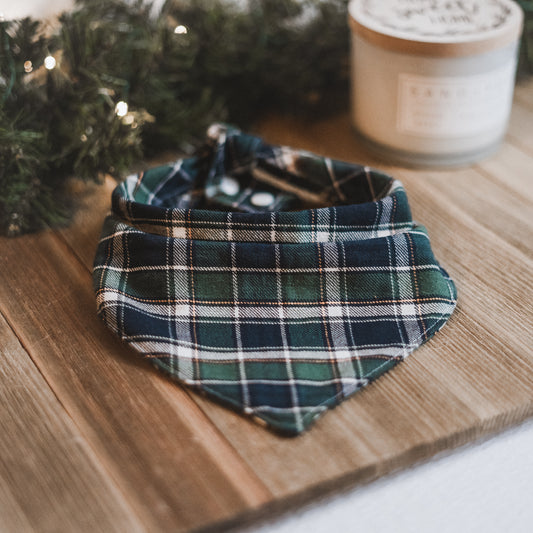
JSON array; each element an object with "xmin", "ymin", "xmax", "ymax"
[
  {"xmin": 81, "ymin": 126, "xmax": 93, "ymax": 142},
  {"xmin": 24, "ymin": 61, "xmax": 33, "ymax": 73},
  {"xmin": 174, "ymin": 24, "xmax": 188, "ymax": 35},
  {"xmin": 115, "ymin": 101, "xmax": 128, "ymax": 117},
  {"xmin": 44, "ymin": 55, "xmax": 56, "ymax": 70}
]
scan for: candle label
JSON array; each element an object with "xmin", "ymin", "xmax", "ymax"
[{"xmin": 396, "ymin": 64, "xmax": 515, "ymax": 138}]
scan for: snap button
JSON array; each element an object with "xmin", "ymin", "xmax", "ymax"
[
  {"xmin": 219, "ymin": 176, "xmax": 240, "ymax": 196},
  {"xmin": 250, "ymin": 191, "xmax": 275, "ymax": 207}
]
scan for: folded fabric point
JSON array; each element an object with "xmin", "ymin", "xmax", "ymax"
[{"xmin": 93, "ymin": 124, "xmax": 457, "ymax": 436}]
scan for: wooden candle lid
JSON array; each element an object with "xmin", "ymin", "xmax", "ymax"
[{"xmin": 348, "ymin": 0, "xmax": 524, "ymax": 57}]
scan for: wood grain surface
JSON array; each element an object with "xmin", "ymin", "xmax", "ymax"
[{"xmin": 1, "ymin": 79, "xmax": 532, "ymax": 533}]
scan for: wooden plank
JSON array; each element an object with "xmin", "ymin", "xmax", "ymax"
[
  {"xmin": 476, "ymin": 143, "xmax": 533, "ymax": 204},
  {"xmin": 396, "ymin": 174, "xmax": 533, "ymax": 346},
  {"xmin": 0, "ymin": 312, "xmax": 144, "ymax": 532},
  {"xmin": 0, "ymin": 232, "xmax": 271, "ymax": 533},
  {"xmin": 513, "ymin": 78, "xmax": 533, "ymax": 109},
  {"xmin": 507, "ymin": 103, "xmax": 533, "ymax": 154},
  {"xmin": 21, "ymin": 78, "xmax": 533, "ymax": 529},
  {"xmin": 395, "ymin": 165, "xmax": 533, "ymax": 257},
  {"xmin": 509, "ymin": 78, "xmax": 533, "ymax": 152},
  {"xmin": 257, "ymin": 112, "xmax": 379, "ymax": 168},
  {"xmin": 0, "ymin": 476, "xmax": 35, "ymax": 533},
  {"xmin": 56, "ymin": 89, "xmax": 530, "ymax": 498},
  {"xmin": 60, "ymin": 178, "xmax": 116, "ymax": 270}
]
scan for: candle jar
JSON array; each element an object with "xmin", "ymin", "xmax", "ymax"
[{"xmin": 348, "ymin": 0, "xmax": 524, "ymax": 167}]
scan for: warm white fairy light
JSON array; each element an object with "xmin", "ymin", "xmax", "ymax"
[
  {"xmin": 122, "ymin": 113, "xmax": 135, "ymax": 125},
  {"xmin": 174, "ymin": 24, "xmax": 188, "ymax": 35},
  {"xmin": 24, "ymin": 60, "xmax": 33, "ymax": 73},
  {"xmin": 44, "ymin": 55, "xmax": 56, "ymax": 70},
  {"xmin": 115, "ymin": 101, "xmax": 129, "ymax": 117}
]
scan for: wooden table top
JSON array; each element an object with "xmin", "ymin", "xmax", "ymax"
[{"xmin": 1, "ymin": 78, "xmax": 532, "ymax": 533}]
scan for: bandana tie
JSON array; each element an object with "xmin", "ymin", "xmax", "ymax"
[{"xmin": 94, "ymin": 124, "xmax": 457, "ymax": 435}]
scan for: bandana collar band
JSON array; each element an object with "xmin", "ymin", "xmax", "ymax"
[{"xmin": 94, "ymin": 124, "xmax": 457, "ymax": 435}]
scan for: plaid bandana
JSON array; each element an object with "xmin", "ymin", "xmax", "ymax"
[{"xmin": 93, "ymin": 124, "xmax": 457, "ymax": 435}]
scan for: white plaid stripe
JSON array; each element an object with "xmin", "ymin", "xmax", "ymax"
[
  {"xmin": 230, "ymin": 240, "xmax": 251, "ymax": 409},
  {"xmin": 385, "ymin": 236, "xmax": 409, "ymax": 358},
  {"xmin": 395, "ymin": 233, "xmax": 425, "ymax": 345},
  {"xmin": 275, "ymin": 239, "xmax": 303, "ymax": 431},
  {"xmin": 173, "ymin": 237, "xmax": 193, "ymax": 378},
  {"xmin": 97, "ymin": 291, "xmax": 455, "ymax": 322},
  {"xmin": 129, "ymin": 341, "xmax": 424, "ymax": 361},
  {"xmin": 322, "ymin": 242, "xmax": 361, "ymax": 397}
]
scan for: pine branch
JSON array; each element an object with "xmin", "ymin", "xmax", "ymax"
[{"xmin": 518, "ymin": 1, "xmax": 533, "ymax": 77}]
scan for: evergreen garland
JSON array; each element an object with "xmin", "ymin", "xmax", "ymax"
[
  {"xmin": 519, "ymin": 1, "xmax": 533, "ymax": 75},
  {"xmin": 0, "ymin": 0, "xmax": 532, "ymax": 236},
  {"xmin": 0, "ymin": 0, "xmax": 351, "ymax": 236}
]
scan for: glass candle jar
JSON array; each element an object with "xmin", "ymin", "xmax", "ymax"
[{"xmin": 348, "ymin": 0, "xmax": 524, "ymax": 167}]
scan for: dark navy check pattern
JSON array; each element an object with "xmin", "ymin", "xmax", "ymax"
[{"xmin": 93, "ymin": 124, "xmax": 457, "ymax": 435}]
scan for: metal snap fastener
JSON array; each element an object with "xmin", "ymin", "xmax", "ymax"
[
  {"xmin": 250, "ymin": 191, "xmax": 275, "ymax": 207},
  {"xmin": 219, "ymin": 176, "xmax": 240, "ymax": 196}
]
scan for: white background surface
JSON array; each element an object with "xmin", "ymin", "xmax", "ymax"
[
  {"xmin": 4, "ymin": 2, "xmax": 533, "ymax": 532},
  {"xmin": 0, "ymin": 0, "xmax": 73, "ymax": 20},
  {"xmin": 249, "ymin": 419, "xmax": 533, "ymax": 533}
]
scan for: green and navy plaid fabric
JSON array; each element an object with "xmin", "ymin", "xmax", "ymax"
[{"xmin": 94, "ymin": 124, "xmax": 457, "ymax": 435}]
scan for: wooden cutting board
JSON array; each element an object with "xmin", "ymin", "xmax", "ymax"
[{"xmin": 0, "ymin": 79, "xmax": 532, "ymax": 533}]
